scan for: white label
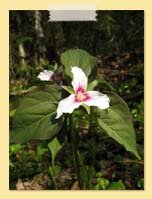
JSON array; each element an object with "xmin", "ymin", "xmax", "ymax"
[{"xmin": 49, "ymin": 10, "xmax": 97, "ymax": 22}]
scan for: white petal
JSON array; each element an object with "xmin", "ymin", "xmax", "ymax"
[
  {"xmin": 37, "ymin": 70, "xmax": 54, "ymax": 81},
  {"xmin": 71, "ymin": 66, "xmax": 88, "ymax": 93},
  {"xmin": 56, "ymin": 94, "xmax": 82, "ymax": 119},
  {"xmin": 84, "ymin": 91, "xmax": 110, "ymax": 109}
]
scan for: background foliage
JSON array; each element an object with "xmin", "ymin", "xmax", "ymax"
[{"xmin": 9, "ymin": 10, "xmax": 144, "ymax": 190}]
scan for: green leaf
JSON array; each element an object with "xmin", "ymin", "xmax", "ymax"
[
  {"xmin": 48, "ymin": 165, "xmax": 61, "ymax": 180},
  {"xmin": 62, "ymin": 85, "xmax": 74, "ymax": 94},
  {"xmin": 87, "ymin": 80, "xmax": 98, "ymax": 90},
  {"xmin": 11, "ymin": 87, "xmax": 63, "ymax": 143},
  {"xmin": 88, "ymin": 79, "xmax": 115, "ymax": 91},
  {"xmin": 97, "ymin": 92, "xmax": 140, "ymax": 159},
  {"xmin": 10, "ymin": 109, "xmax": 16, "ymax": 117},
  {"xmin": 81, "ymin": 104, "xmax": 90, "ymax": 115},
  {"xmin": 60, "ymin": 49, "xmax": 96, "ymax": 78},
  {"xmin": 137, "ymin": 178, "xmax": 144, "ymax": 188},
  {"xmin": 36, "ymin": 144, "xmax": 48, "ymax": 157},
  {"xmin": 94, "ymin": 178, "xmax": 109, "ymax": 190},
  {"xmin": 48, "ymin": 137, "xmax": 62, "ymax": 167},
  {"xmin": 108, "ymin": 180, "xmax": 126, "ymax": 190},
  {"xmin": 9, "ymin": 144, "xmax": 24, "ymax": 154}
]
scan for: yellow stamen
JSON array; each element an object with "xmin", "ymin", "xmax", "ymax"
[{"xmin": 76, "ymin": 92, "xmax": 85, "ymax": 102}]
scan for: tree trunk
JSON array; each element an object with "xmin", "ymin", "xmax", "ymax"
[
  {"xmin": 34, "ymin": 11, "xmax": 46, "ymax": 66},
  {"xmin": 18, "ymin": 42, "xmax": 26, "ymax": 66}
]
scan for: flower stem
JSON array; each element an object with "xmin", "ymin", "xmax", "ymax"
[
  {"xmin": 90, "ymin": 107, "xmax": 96, "ymax": 167},
  {"xmin": 70, "ymin": 115, "xmax": 84, "ymax": 190}
]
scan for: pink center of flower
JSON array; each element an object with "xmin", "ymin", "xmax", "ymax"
[
  {"xmin": 75, "ymin": 91, "xmax": 90, "ymax": 102},
  {"xmin": 76, "ymin": 85, "xmax": 84, "ymax": 94}
]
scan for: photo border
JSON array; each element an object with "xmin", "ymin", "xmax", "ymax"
[{"xmin": 0, "ymin": 0, "xmax": 151, "ymax": 198}]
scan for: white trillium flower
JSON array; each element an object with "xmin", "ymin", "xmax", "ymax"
[
  {"xmin": 56, "ymin": 66, "xmax": 110, "ymax": 119},
  {"xmin": 37, "ymin": 70, "xmax": 54, "ymax": 81}
]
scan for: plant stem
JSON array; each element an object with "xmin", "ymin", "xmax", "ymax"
[
  {"xmin": 70, "ymin": 115, "xmax": 84, "ymax": 189},
  {"xmin": 49, "ymin": 166, "xmax": 57, "ymax": 190},
  {"xmin": 90, "ymin": 107, "xmax": 96, "ymax": 167}
]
